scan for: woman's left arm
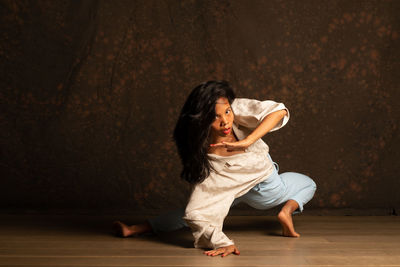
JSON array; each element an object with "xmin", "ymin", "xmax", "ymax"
[{"xmin": 211, "ymin": 109, "xmax": 288, "ymax": 151}]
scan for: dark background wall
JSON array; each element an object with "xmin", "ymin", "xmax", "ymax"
[{"xmin": 1, "ymin": 0, "xmax": 399, "ymax": 215}]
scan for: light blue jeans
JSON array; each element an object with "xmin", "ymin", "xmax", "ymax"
[{"xmin": 148, "ymin": 153, "xmax": 316, "ymax": 234}]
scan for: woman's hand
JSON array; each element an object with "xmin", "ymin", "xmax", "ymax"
[
  {"xmin": 204, "ymin": 244, "xmax": 240, "ymax": 257},
  {"xmin": 210, "ymin": 138, "xmax": 253, "ymax": 152}
]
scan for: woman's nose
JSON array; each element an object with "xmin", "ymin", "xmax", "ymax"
[{"xmin": 221, "ymin": 116, "xmax": 228, "ymax": 125}]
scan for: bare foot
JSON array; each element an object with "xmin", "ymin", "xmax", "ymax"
[
  {"xmin": 112, "ymin": 221, "xmax": 152, "ymax": 237},
  {"xmin": 277, "ymin": 211, "xmax": 300, "ymax": 238}
]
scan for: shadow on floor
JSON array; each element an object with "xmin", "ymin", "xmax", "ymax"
[
  {"xmin": 0, "ymin": 214, "xmax": 294, "ymax": 248},
  {"xmin": 144, "ymin": 217, "xmax": 286, "ymax": 248},
  {"xmin": 224, "ymin": 216, "xmax": 284, "ymax": 236}
]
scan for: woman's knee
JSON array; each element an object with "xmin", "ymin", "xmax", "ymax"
[
  {"xmin": 305, "ymin": 175, "xmax": 317, "ymax": 193},
  {"xmin": 302, "ymin": 175, "xmax": 317, "ymax": 199},
  {"xmin": 302, "ymin": 174, "xmax": 317, "ymax": 194},
  {"xmin": 281, "ymin": 172, "xmax": 317, "ymax": 191},
  {"xmin": 310, "ymin": 178, "xmax": 317, "ymax": 191}
]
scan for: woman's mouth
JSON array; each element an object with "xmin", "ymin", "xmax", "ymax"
[{"xmin": 223, "ymin": 127, "xmax": 231, "ymax": 135}]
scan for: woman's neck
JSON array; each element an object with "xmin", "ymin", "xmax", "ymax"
[{"xmin": 211, "ymin": 132, "xmax": 237, "ymax": 144}]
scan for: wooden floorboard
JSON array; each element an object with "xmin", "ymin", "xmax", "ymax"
[{"xmin": 0, "ymin": 214, "xmax": 399, "ymax": 266}]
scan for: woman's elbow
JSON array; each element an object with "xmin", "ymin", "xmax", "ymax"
[{"xmin": 264, "ymin": 109, "xmax": 287, "ymax": 122}]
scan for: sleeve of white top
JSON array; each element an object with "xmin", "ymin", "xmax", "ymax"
[
  {"xmin": 183, "ymin": 215, "xmax": 235, "ymax": 249},
  {"xmin": 183, "ymin": 185, "xmax": 236, "ymax": 249},
  {"xmin": 231, "ymin": 98, "xmax": 290, "ymax": 132}
]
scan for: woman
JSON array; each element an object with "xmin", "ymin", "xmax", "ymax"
[{"xmin": 113, "ymin": 80, "xmax": 316, "ymax": 257}]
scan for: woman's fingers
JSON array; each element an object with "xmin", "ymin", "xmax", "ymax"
[
  {"xmin": 223, "ymin": 246, "xmax": 240, "ymax": 257},
  {"xmin": 221, "ymin": 247, "xmax": 235, "ymax": 257},
  {"xmin": 210, "ymin": 142, "xmax": 244, "ymax": 149},
  {"xmin": 221, "ymin": 251, "xmax": 230, "ymax": 257},
  {"xmin": 204, "ymin": 248, "xmax": 225, "ymax": 256},
  {"xmin": 209, "ymin": 143, "xmax": 225, "ymax": 147},
  {"xmin": 214, "ymin": 251, "xmax": 225, "ymax": 256},
  {"xmin": 204, "ymin": 249, "xmax": 218, "ymax": 256},
  {"xmin": 204, "ymin": 247, "xmax": 239, "ymax": 257},
  {"xmin": 210, "ymin": 142, "xmax": 237, "ymax": 147},
  {"xmin": 214, "ymin": 249, "xmax": 224, "ymax": 256}
]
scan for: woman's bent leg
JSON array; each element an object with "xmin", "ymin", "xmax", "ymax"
[
  {"xmin": 279, "ymin": 172, "xmax": 317, "ymax": 214},
  {"xmin": 276, "ymin": 172, "xmax": 316, "ymax": 237},
  {"xmin": 237, "ymin": 158, "xmax": 316, "ymax": 237}
]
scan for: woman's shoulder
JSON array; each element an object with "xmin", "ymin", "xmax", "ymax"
[
  {"xmin": 231, "ymin": 98, "xmax": 279, "ymax": 111},
  {"xmin": 231, "ymin": 97, "xmax": 253, "ymax": 107}
]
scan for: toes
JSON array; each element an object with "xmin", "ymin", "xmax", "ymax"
[
  {"xmin": 112, "ymin": 221, "xmax": 131, "ymax": 237},
  {"xmin": 282, "ymin": 229, "xmax": 300, "ymax": 238}
]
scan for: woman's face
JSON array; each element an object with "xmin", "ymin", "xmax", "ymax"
[{"xmin": 210, "ymin": 97, "xmax": 234, "ymax": 138}]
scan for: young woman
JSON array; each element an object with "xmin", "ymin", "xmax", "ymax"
[{"xmin": 113, "ymin": 80, "xmax": 316, "ymax": 257}]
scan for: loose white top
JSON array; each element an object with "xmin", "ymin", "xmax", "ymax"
[{"xmin": 182, "ymin": 98, "xmax": 290, "ymax": 249}]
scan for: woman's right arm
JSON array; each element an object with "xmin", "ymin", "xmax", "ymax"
[
  {"xmin": 183, "ymin": 182, "xmax": 237, "ymax": 251},
  {"xmin": 183, "ymin": 215, "xmax": 235, "ymax": 248},
  {"xmin": 183, "ymin": 214, "xmax": 240, "ymax": 256}
]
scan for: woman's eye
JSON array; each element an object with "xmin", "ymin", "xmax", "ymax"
[{"xmin": 226, "ymin": 109, "xmax": 231, "ymax": 114}]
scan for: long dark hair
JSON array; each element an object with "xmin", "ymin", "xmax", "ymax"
[{"xmin": 173, "ymin": 80, "xmax": 235, "ymax": 184}]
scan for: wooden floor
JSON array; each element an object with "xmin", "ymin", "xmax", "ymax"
[{"xmin": 0, "ymin": 214, "xmax": 399, "ymax": 266}]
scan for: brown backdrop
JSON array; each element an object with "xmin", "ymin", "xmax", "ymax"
[{"xmin": 1, "ymin": 0, "xmax": 399, "ymax": 215}]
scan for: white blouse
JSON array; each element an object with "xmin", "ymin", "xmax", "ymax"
[{"xmin": 182, "ymin": 98, "xmax": 290, "ymax": 249}]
